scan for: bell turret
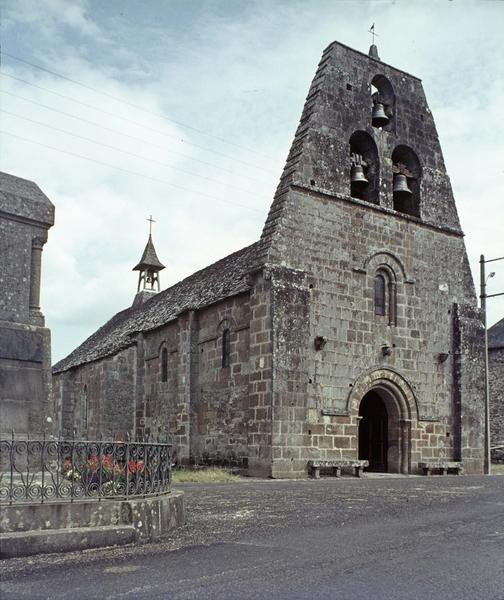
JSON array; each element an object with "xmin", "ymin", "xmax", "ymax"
[{"xmin": 132, "ymin": 216, "xmax": 165, "ymax": 306}]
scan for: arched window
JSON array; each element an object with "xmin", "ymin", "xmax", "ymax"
[
  {"xmin": 81, "ymin": 385, "xmax": 88, "ymax": 432},
  {"xmin": 374, "ymin": 268, "xmax": 397, "ymax": 325},
  {"xmin": 374, "ymin": 273, "xmax": 386, "ymax": 316},
  {"xmin": 349, "ymin": 131, "xmax": 379, "ymax": 204},
  {"xmin": 222, "ymin": 328, "xmax": 231, "ymax": 368},
  {"xmin": 161, "ymin": 347, "xmax": 168, "ymax": 382},
  {"xmin": 370, "ymin": 74, "xmax": 395, "ymax": 130},
  {"xmin": 392, "ymin": 145, "xmax": 422, "ymax": 218}
]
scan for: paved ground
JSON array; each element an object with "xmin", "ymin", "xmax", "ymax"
[{"xmin": 1, "ymin": 474, "xmax": 504, "ymax": 599}]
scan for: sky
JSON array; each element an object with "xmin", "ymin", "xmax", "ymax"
[{"xmin": 1, "ymin": 0, "xmax": 503, "ymax": 364}]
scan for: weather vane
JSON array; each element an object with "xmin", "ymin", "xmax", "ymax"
[
  {"xmin": 147, "ymin": 215, "xmax": 156, "ymax": 235},
  {"xmin": 369, "ymin": 23, "xmax": 379, "ymax": 45}
]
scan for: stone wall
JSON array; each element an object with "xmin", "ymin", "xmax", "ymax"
[
  {"xmin": 54, "ymin": 291, "xmax": 255, "ymax": 467},
  {"xmin": 489, "ymin": 347, "xmax": 504, "ymax": 445},
  {"xmin": 191, "ymin": 295, "xmax": 251, "ymax": 465},
  {"xmin": 55, "ymin": 346, "xmax": 137, "ymax": 439}
]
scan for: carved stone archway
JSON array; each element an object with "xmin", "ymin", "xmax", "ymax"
[{"xmin": 346, "ymin": 368, "xmax": 419, "ymax": 474}]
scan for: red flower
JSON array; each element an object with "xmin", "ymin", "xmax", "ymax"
[{"xmin": 128, "ymin": 460, "xmax": 144, "ymax": 474}]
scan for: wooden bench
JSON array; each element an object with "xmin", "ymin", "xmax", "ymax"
[
  {"xmin": 418, "ymin": 461, "xmax": 463, "ymax": 476},
  {"xmin": 308, "ymin": 459, "xmax": 369, "ymax": 479}
]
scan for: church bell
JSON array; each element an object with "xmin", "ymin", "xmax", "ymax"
[
  {"xmin": 372, "ymin": 102, "xmax": 389, "ymax": 128},
  {"xmin": 350, "ymin": 164, "xmax": 368, "ymax": 185},
  {"xmin": 393, "ymin": 173, "xmax": 412, "ymax": 198}
]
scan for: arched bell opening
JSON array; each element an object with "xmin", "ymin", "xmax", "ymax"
[
  {"xmin": 358, "ymin": 385, "xmax": 410, "ymax": 474},
  {"xmin": 349, "ymin": 131, "xmax": 379, "ymax": 204},
  {"xmin": 391, "ymin": 145, "xmax": 422, "ymax": 218},
  {"xmin": 371, "ymin": 75, "xmax": 395, "ymax": 130}
]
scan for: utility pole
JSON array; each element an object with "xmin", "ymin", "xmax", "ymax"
[{"xmin": 479, "ymin": 254, "xmax": 504, "ymax": 475}]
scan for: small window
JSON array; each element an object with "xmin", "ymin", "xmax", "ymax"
[
  {"xmin": 81, "ymin": 385, "xmax": 88, "ymax": 431},
  {"xmin": 222, "ymin": 328, "xmax": 231, "ymax": 368},
  {"xmin": 161, "ymin": 347, "xmax": 168, "ymax": 382},
  {"xmin": 374, "ymin": 273, "xmax": 386, "ymax": 316},
  {"xmin": 374, "ymin": 268, "xmax": 397, "ymax": 325}
]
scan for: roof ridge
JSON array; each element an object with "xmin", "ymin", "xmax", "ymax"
[{"xmin": 53, "ymin": 240, "xmax": 262, "ymax": 373}]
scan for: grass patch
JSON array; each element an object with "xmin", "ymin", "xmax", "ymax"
[
  {"xmin": 491, "ymin": 463, "xmax": 504, "ymax": 475},
  {"xmin": 172, "ymin": 467, "xmax": 242, "ymax": 483}
]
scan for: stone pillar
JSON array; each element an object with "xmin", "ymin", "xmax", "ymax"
[
  {"xmin": 247, "ymin": 270, "xmax": 274, "ymax": 477},
  {"xmin": 177, "ymin": 309, "xmax": 197, "ymax": 464},
  {"xmin": 389, "ymin": 280, "xmax": 397, "ymax": 326},
  {"xmin": 453, "ymin": 303, "xmax": 485, "ymax": 473},
  {"xmin": 400, "ymin": 418, "xmax": 411, "ymax": 474},
  {"xmin": 29, "ymin": 237, "xmax": 45, "ymax": 316},
  {"xmin": 0, "ymin": 173, "xmax": 54, "ymax": 436}
]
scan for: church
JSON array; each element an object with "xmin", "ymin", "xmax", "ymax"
[{"xmin": 52, "ymin": 40, "xmax": 486, "ymax": 477}]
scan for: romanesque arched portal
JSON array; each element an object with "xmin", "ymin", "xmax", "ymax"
[{"xmin": 347, "ymin": 369, "xmax": 419, "ymax": 474}]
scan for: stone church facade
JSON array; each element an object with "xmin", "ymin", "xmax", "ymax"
[{"xmin": 53, "ymin": 41, "xmax": 486, "ymax": 477}]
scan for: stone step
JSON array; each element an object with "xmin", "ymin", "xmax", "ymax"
[{"xmin": 0, "ymin": 524, "xmax": 136, "ymax": 559}]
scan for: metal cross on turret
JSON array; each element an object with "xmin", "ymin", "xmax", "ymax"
[{"xmin": 369, "ymin": 24, "xmax": 379, "ymax": 45}]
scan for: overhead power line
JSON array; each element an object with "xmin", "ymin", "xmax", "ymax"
[
  {"xmin": 0, "ymin": 130, "xmax": 265, "ymax": 214},
  {"xmin": 0, "ymin": 82, "xmax": 276, "ymax": 175},
  {"xmin": 0, "ymin": 86, "xmax": 268, "ymax": 183},
  {"xmin": 1, "ymin": 50, "xmax": 276, "ymax": 161},
  {"xmin": 1, "ymin": 109, "xmax": 265, "ymax": 199}
]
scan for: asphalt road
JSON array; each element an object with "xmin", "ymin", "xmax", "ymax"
[{"xmin": 1, "ymin": 474, "xmax": 504, "ymax": 599}]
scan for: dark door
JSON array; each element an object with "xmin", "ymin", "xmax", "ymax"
[{"xmin": 358, "ymin": 392, "xmax": 388, "ymax": 472}]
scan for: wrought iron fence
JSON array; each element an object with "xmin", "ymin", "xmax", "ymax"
[{"xmin": 0, "ymin": 435, "xmax": 172, "ymax": 505}]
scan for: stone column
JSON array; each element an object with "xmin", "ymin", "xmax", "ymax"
[
  {"xmin": 400, "ymin": 418, "xmax": 411, "ymax": 474},
  {"xmin": 389, "ymin": 280, "xmax": 397, "ymax": 326},
  {"xmin": 29, "ymin": 237, "xmax": 45, "ymax": 321}
]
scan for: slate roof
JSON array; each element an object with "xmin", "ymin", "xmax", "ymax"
[
  {"xmin": 133, "ymin": 234, "xmax": 165, "ymax": 271},
  {"xmin": 53, "ymin": 242, "xmax": 260, "ymax": 373},
  {"xmin": 488, "ymin": 317, "xmax": 504, "ymax": 350},
  {"xmin": 0, "ymin": 171, "xmax": 54, "ymax": 225}
]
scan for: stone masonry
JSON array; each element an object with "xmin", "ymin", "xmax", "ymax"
[
  {"xmin": 488, "ymin": 318, "xmax": 504, "ymax": 446},
  {"xmin": 0, "ymin": 172, "xmax": 55, "ymax": 435},
  {"xmin": 52, "ymin": 41, "xmax": 485, "ymax": 476}
]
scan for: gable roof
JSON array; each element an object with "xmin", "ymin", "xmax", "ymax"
[
  {"xmin": 53, "ymin": 242, "xmax": 260, "ymax": 373},
  {"xmin": 488, "ymin": 317, "xmax": 504, "ymax": 350}
]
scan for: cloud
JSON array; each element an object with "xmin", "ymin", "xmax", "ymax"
[
  {"xmin": 1, "ymin": 0, "xmax": 503, "ymax": 360},
  {"xmin": 4, "ymin": 0, "xmax": 100, "ymax": 37}
]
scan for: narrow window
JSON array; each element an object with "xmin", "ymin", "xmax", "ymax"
[
  {"xmin": 222, "ymin": 328, "xmax": 231, "ymax": 368},
  {"xmin": 374, "ymin": 273, "xmax": 386, "ymax": 316},
  {"xmin": 81, "ymin": 385, "xmax": 88, "ymax": 432},
  {"xmin": 161, "ymin": 347, "xmax": 168, "ymax": 382}
]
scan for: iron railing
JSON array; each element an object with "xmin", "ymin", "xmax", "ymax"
[{"xmin": 0, "ymin": 435, "xmax": 172, "ymax": 505}]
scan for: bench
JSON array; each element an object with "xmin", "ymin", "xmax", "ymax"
[
  {"xmin": 308, "ymin": 459, "xmax": 369, "ymax": 479},
  {"xmin": 418, "ymin": 461, "xmax": 463, "ymax": 476}
]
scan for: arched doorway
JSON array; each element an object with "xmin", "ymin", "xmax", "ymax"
[
  {"xmin": 359, "ymin": 391, "xmax": 388, "ymax": 472},
  {"xmin": 357, "ymin": 384, "xmax": 411, "ymax": 474},
  {"xmin": 348, "ymin": 369, "xmax": 417, "ymax": 474}
]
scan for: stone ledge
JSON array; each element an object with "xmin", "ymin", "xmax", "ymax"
[
  {"xmin": 0, "ymin": 524, "xmax": 136, "ymax": 559},
  {"xmin": 0, "ymin": 491, "xmax": 185, "ymax": 558}
]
